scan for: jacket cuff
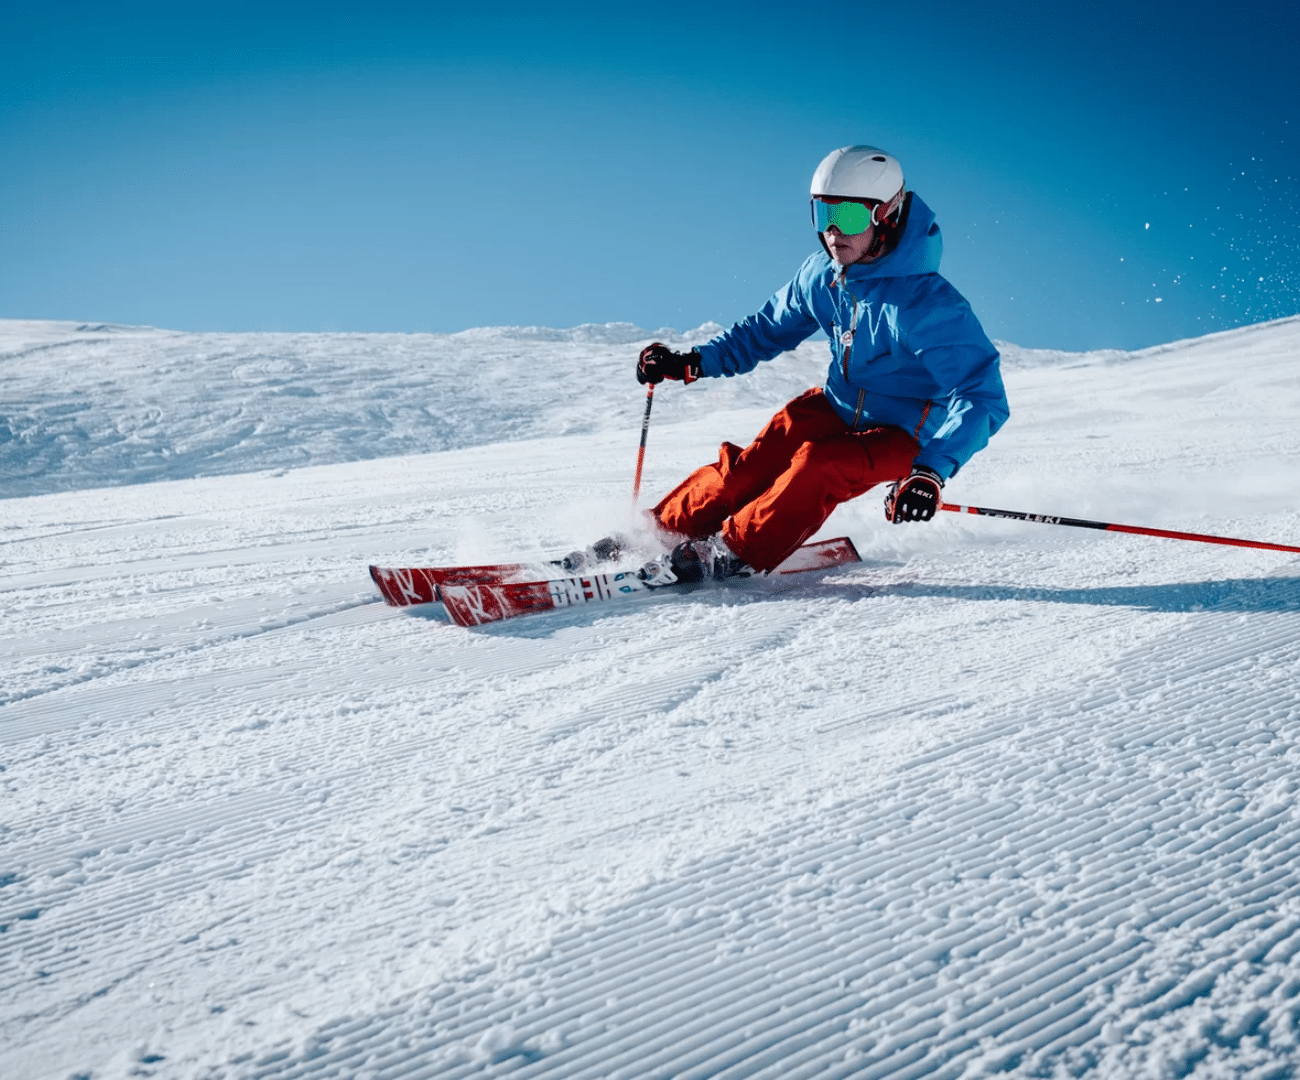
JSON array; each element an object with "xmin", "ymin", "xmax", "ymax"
[
  {"xmin": 912, "ymin": 453, "xmax": 957, "ymax": 482},
  {"xmin": 694, "ymin": 341, "xmax": 724, "ymax": 378}
]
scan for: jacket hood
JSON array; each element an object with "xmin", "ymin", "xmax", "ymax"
[{"xmin": 818, "ymin": 192, "xmax": 943, "ymax": 282}]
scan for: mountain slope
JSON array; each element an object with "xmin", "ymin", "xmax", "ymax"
[{"xmin": 1, "ymin": 317, "xmax": 1299, "ymax": 1078}]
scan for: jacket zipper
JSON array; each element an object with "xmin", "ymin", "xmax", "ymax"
[{"xmin": 838, "ymin": 268, "xmax": 863, "ymax": 403}]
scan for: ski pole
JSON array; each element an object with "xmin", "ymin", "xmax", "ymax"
[
  {"xmin": 632, "ymin": 383, "xmax": 655, "ymax": 507},
  {"xmin": 939, "ymin": 502, "xmax": 1300, "ymax": 555}
]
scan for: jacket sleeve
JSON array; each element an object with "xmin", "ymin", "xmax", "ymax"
[
  {"xmin": 696, "ymin": 264, "xmax": 821, "ymax": 378},
  {"xmin": 904, "ymin": 302, "xmax": 1010, "ymax": 480}
]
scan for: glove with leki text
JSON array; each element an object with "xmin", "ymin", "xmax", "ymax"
[
  {"xmin": 637, "ymin": 343, "xmax": 702, "ymax": 385},
  {"xmin": 885, "ymin": 466, "xmax": 944, "ymax": 523}
]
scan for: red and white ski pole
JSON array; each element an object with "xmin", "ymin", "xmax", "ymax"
[
  {"xmin": 631, "ymin": 383, "xmax": 654, "ymax": 507},
  {"xmin": 940, "ymin": 502, "xmax": 1300, "ymax": 554}
]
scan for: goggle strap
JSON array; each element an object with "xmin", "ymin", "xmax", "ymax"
[{"xmin": 874, "ymin": 187, "xmax": 905, "ymax": 226}]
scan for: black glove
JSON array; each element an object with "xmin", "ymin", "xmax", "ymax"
[
  {"xmin": 885, "ymin": 466, "xmax": 944, "ymax": 523},
  {"xmin": 637, "ymin": 343, "xmax": 702, "ymax": 385}
]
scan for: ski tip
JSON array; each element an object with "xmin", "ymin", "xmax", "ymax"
[
  {"xmin": 369, "ymin": 565, "xmax": 399, "ymax": 606},
  {"xmin": 369, "ymin": 565, "xmax": 441, "ymax": 607}
]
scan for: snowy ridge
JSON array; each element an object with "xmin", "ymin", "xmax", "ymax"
[
  {"xmin": 0, "ymin": 319, "xmax": 735, "ymax": 499},
  {"xmin": 2, "ymin": 316, "xmax": 1300, "ymax": 1077},
  {"xmin": 996, "ymin": 313, "xmax": 1300, "ymax": 371},
  {"xmin": 446, "ymin": 321, "xmax": 724, "ymax": 345},
  {"xmin": 7, "ymin": 314, "xmax": 1299, "ymax": 501}
]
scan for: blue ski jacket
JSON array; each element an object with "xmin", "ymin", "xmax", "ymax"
[{"xmin": 696, "ymin": 193, "xmax": 1008, "ymax": 480}]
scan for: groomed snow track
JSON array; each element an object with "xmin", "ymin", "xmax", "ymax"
[
  {"xmin": 208, "ymin": 600, "xmax": 1300, "ymax": 1079},
  {"xmin": 3, "ymin": 317, "xmax": 1300, "ymax": 1078}
]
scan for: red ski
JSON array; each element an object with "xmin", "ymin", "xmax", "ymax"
[
  {"xmin": 368, "ymin": 541, "xmax": 631, "ymax": 606},
  {"xmin": 368, "ymin": 560, "xmax": 536, "ymax": 607},
  {"xmin": 371, "ymin": 537, "xmax": 861, "ymax": 627}
]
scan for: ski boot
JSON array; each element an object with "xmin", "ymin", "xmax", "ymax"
[
  {"xmin": 560, "ymin": 534, "xmax": 630, "ymax": 572},
  {"xmin": 636, "ymin": 535, "xmax": 754, "ymax": 588},
  {"xmin": 697, "ymin": 534, "xmax": 755, "ymax": 581}
]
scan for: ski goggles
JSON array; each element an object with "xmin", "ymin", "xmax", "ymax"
[
  {"xmin": 811, "ymin": 189, "xmax": 904, "ymax": 235},
  {"xmin": 811, "ymin": 197, "xmax": 880, "ymax": 236}
]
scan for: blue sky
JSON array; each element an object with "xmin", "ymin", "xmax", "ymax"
[{"xmin": 2, "ymin": 1, "xmax": 1297, "ymax": 350}]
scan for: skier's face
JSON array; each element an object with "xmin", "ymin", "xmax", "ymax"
[{"xmin": 823, "ymin": 223, "xmax": 877, "ymax": 266}]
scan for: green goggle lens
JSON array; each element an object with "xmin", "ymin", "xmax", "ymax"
[{"xmin": 811, "ymin": 198, "xmax": 876, "ymax": 236}]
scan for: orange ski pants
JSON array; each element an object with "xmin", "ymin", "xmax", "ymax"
[{"xmin": 653, "ymin": 388, "xmax": 920, "ymax": 572}]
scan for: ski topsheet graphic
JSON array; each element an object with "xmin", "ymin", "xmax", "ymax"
[
  {"xmin": 370, "ymin": 536, "xmax": 861, "ymax": 626},
  {"xmin": 367, "ymin": 539, "xmax": 637, "ymax": 606},
  {"xmin": 437, "ymin": 572, "xmax": 642, "ymax": 627}
]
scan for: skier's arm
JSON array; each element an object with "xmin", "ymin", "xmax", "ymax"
[
  {"xmin": 696, "ymin": 273, "xmax": 820, "ymax": 378},
  {"xmin": 904, "ymin": 304, "xmax": 1010, "ymax": 480}
]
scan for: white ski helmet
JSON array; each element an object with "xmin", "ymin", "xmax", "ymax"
[{"xmin": 810, "ymin": 145, "xmax": 906, "ymax": 224}]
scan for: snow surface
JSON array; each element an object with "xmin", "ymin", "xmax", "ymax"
[{"xmin": 3, "ymin": 315, "xmax": 1300, "ymax": 1078}]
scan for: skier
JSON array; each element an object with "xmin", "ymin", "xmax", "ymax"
[{"xmin": 636, "ymin": 145, "xmax": 1010, "ymax": 584}]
